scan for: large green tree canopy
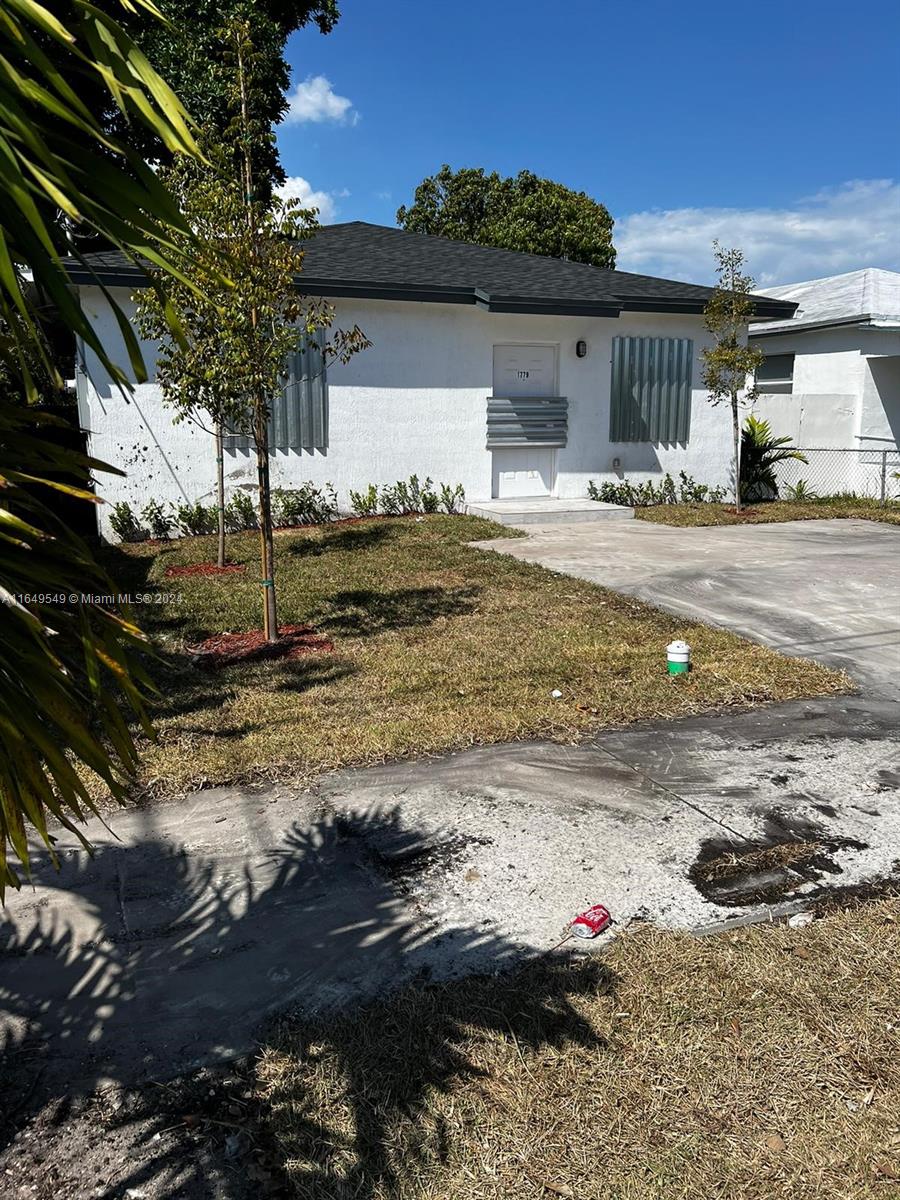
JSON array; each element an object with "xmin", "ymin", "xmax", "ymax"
[
  {"xmin": 396, "ymin": 165, "xmax": 616, "ymax": 268},
  {"xmin": 100, "ymin": 0, "xmax": 340, "ymax": 182}
]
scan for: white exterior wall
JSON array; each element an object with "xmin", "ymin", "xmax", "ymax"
[
  {"xmin": 78, "ymin": 287, "xmax": 732, "ymax": 538},
  {"xmin": 751, "ymin": 326, "xmax": 900, "ymax": 445},
  {"xmin": 750, "ymin": 325, "xmax": 900, "ymax": 496}
]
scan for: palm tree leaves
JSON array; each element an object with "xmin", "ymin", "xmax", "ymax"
[
  {"xmin": 0, "ymin": 0, "xmax": 201, "ymax": 396},
  {"xmin": 740, "ymin": 415, "xmax": 809, "ymax": 502},
  {"xmin": 1, "ymin": 0, "xmax": 206, "ymax": 893}
]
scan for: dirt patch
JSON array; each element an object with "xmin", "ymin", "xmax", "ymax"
[
  {"xmin": 810, "ymin": 864, "xmax": 900, "ymax": 914},
  {"xmin": 0, "ymin": 1062, "xmax": 284, "ymax": 1200},
  {"xmin": 335, "ymin": 815, "xmax": 492, "ymax": 897},
  {"xmin": 690, "ymin": 810, "xmax": 868, "ymax": 907},
  {"xmin": 165, "ymin": 562, "xmax": 247, "ymax": 578},
  {"xmin": 187, "ymin": 624, "xmax": 334, "ymax": 670}
]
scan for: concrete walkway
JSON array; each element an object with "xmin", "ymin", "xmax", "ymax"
[{"xmin": 2, "ymin": 519, "xmax": 899, "ymax": 1095}]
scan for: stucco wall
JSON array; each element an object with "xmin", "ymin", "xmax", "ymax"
[
  {"xmin": 751, "ymin": 326, "xmax": 900, "ymax": 445},
  {"xmin": 749, "ymin": 326, "xmax": 900, "ymax": 495},
  {"xmin": 77, "ymin": 287, "xmax": 733, "ymax": 537}
]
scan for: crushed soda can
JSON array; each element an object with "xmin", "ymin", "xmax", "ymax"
[{"xmin": 570, "ymin": 903, "xmax": 612, "ymax": 939}]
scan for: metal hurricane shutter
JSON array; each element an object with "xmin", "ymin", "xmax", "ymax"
[
  {"xmin": 610, "ymin": 336, "xmax": 692, "ymax": 444},
  {"xmin": 223, "ymin": 329, "xmax": 327, "ymax": 451}
]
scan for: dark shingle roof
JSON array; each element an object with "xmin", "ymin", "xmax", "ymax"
[{"xmin": 64, "ymin": 221, "xmax": 797, "ymax": 319}]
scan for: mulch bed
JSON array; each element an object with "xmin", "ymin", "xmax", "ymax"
[
  {"xmin": 187, "ymin": 624, "xmax": 334, "ymax": 669},
  {"xmin": 165, "ymin": 562, "xmax": 247, "ymax": 578}
]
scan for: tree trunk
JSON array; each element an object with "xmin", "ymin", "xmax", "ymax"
[
  {"xmin": 235, "ymin": 34, "xmax": 277, "ymax": 640},
  {"xmin": 215, "ymin": 422, "xmax": 226, "ymax": 568},
  {"xmin": 254, "ymin": 407, "xmax": 278, "ymax": 641},
  {"xmin": 732, "ymin": 393, "xmax": 742, "ymax": 513}
]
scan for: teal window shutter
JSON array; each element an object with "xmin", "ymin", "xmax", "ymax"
[
  {"xmin": 224, "ymin": 329, "xmax": 328, "ymax": 452},
  {"xmin": 610, "ymin": 336, "xmax": 693, "ymax": 444},
  {"xmin": 272, "ymin": 328, "xmax": 328, "ymax": 450}
]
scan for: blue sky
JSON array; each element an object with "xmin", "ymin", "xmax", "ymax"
[{"xmin": 277, "ymin": 0, "xmax": 900, "ymax": 284}]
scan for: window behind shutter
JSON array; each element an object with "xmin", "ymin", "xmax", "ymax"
[
  {"xmin": 224, "ymin": 328, "xmax": 328, "ymax": 452},
  {"xmin": 609, "ymin": 336, "xmax": 693, "ymax": 444}
]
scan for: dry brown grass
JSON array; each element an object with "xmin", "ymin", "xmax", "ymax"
[
  {"xmin": 255, "ymin": 899, "xmax": 900, "ymax": 1200},
  {"xmin": 106, "ymin": 515, "xmax": 848, "ymax": 798},
  {"xmin": 636, "ymin": 501, "xmax": 900, "ymax": 527}
]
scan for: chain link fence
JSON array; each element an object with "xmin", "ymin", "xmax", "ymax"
[{"xmin": 773, "ymin": 447, "xmax": 900, "ymax": 504}]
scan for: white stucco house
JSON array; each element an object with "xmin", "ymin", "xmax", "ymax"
[
  {"xmin": 67, "ymin": 222, "xmax": 794, "ymax": 537},
  {"xmin": 750, "ymin": 268, "xmax": 900, "ymax": 497}
]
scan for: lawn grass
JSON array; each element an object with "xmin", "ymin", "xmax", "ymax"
[
  {"xmin": 107, "ymin": 515, "xmax": 848, "ymax": 797},
  {"xmin": 636, "ymin": 499, "xmax": 900, "ymax": 527},
  {"xmin": 255, "ymin": 897, "xmax": 900, "ymax": 1199}
]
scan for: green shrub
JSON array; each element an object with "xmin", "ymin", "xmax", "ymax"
[
  {"xmin": 174, "ymin": 501, "xmax": 217, "ymax": 537},
  {"xmin": 377, "ymin": 482, "xmax": 404, "ymax": 515},
  {"xmin": 378, "ymin": 476, "xmax": 436, "ymax": 515},
  {"xmin": 271, "ymin": 483, "xmax": 338, "ymax": 527},
  {"xmin": 587, "ymin": 472, "xmax": 725, "ymax": 508},
  {"xmin": 439, "ymin": 482, "xmax": 465, "ymax": 514},
  {"xmin": 141, "ymin": 499, "xmax": 172, "ymax": 540},
  {"xmin": 677, "ymin": 471, "xmax": 725, "ymax": 504},
  {"xmin": 349, "ymin": 484, "xmax": 379, "ymax": 517},
  {"xmin": 109, "ymin": 501, "xmax": 145, "ymax": 542},
  {"xmin": 225, "ymin": 490, "xmax": 258, "ymax": 531},
  {"xmin": 350, "ymin": 477, "xmax": 464, "ymax": 517}
]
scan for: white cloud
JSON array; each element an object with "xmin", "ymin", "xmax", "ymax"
[
  {"xmin": 284, "ymin": 75, "xmax": 358, "ymax": 125},
  {"xmin": 276, "ymin": 176, "xmax": 341, "ymax": 223},
  {"xmin": 615, "ymin": 180, "xmax": 900, "ymax": 286}
]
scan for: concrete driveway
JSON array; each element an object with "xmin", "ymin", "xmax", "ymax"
[
  {"xmin": 473, "ymin": 518, "xmax": 900, "ymax": 698},
  {"xmin": 2, "ymin": 518, "xmax": 899, "ymax": 1101}
]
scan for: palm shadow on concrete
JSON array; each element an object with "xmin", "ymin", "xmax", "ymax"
[{"xmin": 0, "ymin": 804, "xmax": 612, "ymax": 1199}]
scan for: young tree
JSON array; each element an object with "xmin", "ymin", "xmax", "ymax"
[
  {"xmin": 701, "ymin": 243, "xmax": 764, "ymax": 513},
  {"xmin": 397, "ymin": 165, "xmax": 616, "ymax": 268},
  {"xmin": 137, "ymin": 17, "xmax": 368, "ymax": 630}
]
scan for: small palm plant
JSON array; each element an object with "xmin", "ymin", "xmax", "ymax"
[
  {"xmin": 740, "ymin": 415, "xmax": 808, "ymax": 503},
  {"xmin": 784, "ymin": 479, "xmax": 818, "ymax": 502}
]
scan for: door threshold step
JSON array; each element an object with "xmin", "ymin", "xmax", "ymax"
[{"xmin": 465, "ymin": 498, "xmax": 634, "ymax": 526}]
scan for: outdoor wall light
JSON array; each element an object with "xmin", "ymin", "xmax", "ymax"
[{"xmin": 575, "ymin": 339, "xmax": 588, "ymax": 358}]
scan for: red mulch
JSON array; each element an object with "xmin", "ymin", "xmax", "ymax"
[
  {"xmin": 187, "ymin": 624, "xmax": 334, "ymax": 669},
  {"xmin": 165, "ymin": 562, "xmax": 247, "ymax": 578}
]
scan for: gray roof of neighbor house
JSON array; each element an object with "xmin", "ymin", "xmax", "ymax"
[
  {"xmin": 64, "ymin": 220, "xmax": 797, "ymax": 320},
  {"xmin": 750, "ymin": 268, "xmax": 900, "ymax": 337}
]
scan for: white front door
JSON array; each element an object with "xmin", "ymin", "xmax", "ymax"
[
  {"xmin": 491, "ymin": 344, "xmax": 557, "ymax": 499},
  {"xmin": 493, "ymin": 343, "xmax": 557, "ymax": 398}
]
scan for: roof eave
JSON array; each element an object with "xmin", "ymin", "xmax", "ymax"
[
  {"xmin": 750, "ymin": 313, "xmax": 900, "ymax": 338},
  {"xmin": 66, "ymin": 265, "xmax": 147, "ymax": 288},
  {"xmin": 483, "ymin": 295, "xmax": 622, "ymax": 317}
]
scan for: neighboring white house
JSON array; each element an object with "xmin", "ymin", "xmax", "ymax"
[
  {"xmin": 67, "ymin": 222, "xmax": 794, "ymax": 538},
  {"xmin": 750, "ymin": 268, "xmax": 900, "ymax": 497}
]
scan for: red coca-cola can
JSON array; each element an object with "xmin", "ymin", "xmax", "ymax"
[{"xmin": 570, "ymin": 903, "xmax": 612, "ymax": 939}]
